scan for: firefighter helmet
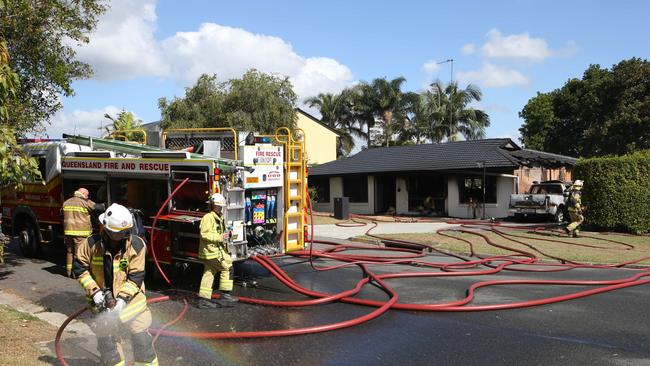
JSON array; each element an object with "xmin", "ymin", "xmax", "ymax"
[
  {"xmin": 209, "ymin": 193, "xmax": 227, "ymax": 207},
  {"xmin": 99, "ymin": 203, "xmax": 133, "ymax": 232},
  {"xmin": 572, "ymin": 180, "xmax": 584, "ymax": 189}
]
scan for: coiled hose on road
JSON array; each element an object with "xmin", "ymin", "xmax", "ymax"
[{"xmin": 55, "ymin": 187, "xmax": 650, "ymax": 364}]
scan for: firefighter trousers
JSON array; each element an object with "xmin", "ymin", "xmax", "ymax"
[
  {"xmin": 567, "ymin": 210, "xmax": 584, "ymax": 235},
  {"xmin": 198, "ymin": 250, "xmax": 234, "ymax": 299},
  {"xmin": 91, "ymin": 308, "xmax": 158, "ymax": 366},
  {"xmin": 65, "ymin": 236, "xmax": 86, "ymax": 277}
]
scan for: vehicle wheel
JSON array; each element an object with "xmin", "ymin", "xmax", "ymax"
[
  {"xmin": 17, "ymin": 220, "xmax": 41, "ymax": 258},
  {"xmin": 554, "ymin": 208, "xmax": 565, "ymax": 223}
]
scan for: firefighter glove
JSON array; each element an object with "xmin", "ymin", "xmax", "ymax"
[
  {"xmin": 92, "ymin": 291, "xmax": 105, "ymax": 306},
  {"xmin": 111, "ymin": 298, "xmax": 126, "ymax": 313}
]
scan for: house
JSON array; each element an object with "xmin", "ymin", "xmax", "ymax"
[
  {"xmin": 308, "ymin": 139, "xmax": 576, "ymax": 218},
  {"xmin": 138, "ymin": 109, "xmax": 339, "ymax": 165},
  {"xmin": 294, "ymin": 108, "xmax": 339, "ymax": 165}
]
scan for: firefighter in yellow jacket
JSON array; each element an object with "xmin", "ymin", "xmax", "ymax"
[
  {"xmin": 73, "ymin": 203, "xmax": 158, "ymax": 366},
  {"xmin": 197, "ymin": 193, "xmax": 239, "ymax": 309},
  {"xmin": 62, "ymin": 188, "xmax": 104, "ymax": 277},
  {"xmin": 566, "ymin": 180, "xmax": 585, "ymax": 238}
]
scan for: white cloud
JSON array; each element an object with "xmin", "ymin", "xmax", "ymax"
[
  {"xmin": 481, "ymin": 28, "xmax": 553, "ymax": 61},
  {"xmin": 160, "ymin": 23, "xmax": 354, "ymax": 99},
  {"xmin": 420, "ymin": 59, "xmax": 442, "ymax": 90},
  {"xmin": 461, "ymin": 43, "xmax": 476, "ymax": 55},
  {"xmin": 457, "ymin": 63, "xmax": 529, "ymax": 88},
  {"xmin": 39, "ymin": 106, "xmax": 122, "ymax": 139},
  {"xmin": 71, "ymin": 2, "xmax": 354, "ymax": 99},
  {"xmin": 422, "ymin": 59, "xmax": 440, "ymax": 75},
  {"xmin": 71, "ymin": 0, "xmax": 168, "ymax": 79}
]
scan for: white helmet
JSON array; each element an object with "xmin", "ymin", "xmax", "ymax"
[
  {"xmin": 573, "ymin": 180, "xmax": 584, "ymax": 188},
  {"xmin": 209, "ymin": 193, "xmax": 227, "ymax": 207},
  {"xmin": 99, "ymin": 203, "xmax": 133, "ymax": 232}
]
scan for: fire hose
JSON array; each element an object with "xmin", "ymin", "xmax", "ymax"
[{"xmin": 56, "ymin": 184, "xmax": 650, "ymax": 364}]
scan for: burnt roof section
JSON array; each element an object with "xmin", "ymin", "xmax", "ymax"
[
  {"xmin": 508, "ymin": 148, "xmax": 577, "ymax": 168},
  {"xmin": 310, "ymin": 138, "xmax": 576, "ymax": 176}
]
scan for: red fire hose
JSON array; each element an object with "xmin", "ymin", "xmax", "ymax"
[{"xmin": 55, "ymin": 185, "xmax": 650, "ymax": 365}]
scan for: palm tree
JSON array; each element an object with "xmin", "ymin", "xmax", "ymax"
[
  {"xmin": 427, "ymin": 80, "xmax": 490, "ymax": 141},
  {"xmin": 306, "ymin": 89, "xmax": 364, "ymax": 157},
  {"xmin": 352, "ymin": 77, "xmax": 408, "ymax": 147},
  {"xmin": 103, "ymin": 109, "xmax": 144, "ymax": 142},
  {"xmin": 397, "ymin": 92, "xmax": 446, "ymax": 144}
]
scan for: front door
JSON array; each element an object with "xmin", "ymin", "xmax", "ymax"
[{"xmin": 374, "ymin": 175, "xmax": 396, "ymax": 214}]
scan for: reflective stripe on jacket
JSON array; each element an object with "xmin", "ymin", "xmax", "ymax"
[
  {"xmin": 73, "ymin": 234, "xmax": 148, "ymax": 323},
  {"xmin": 62, "ymin": 193, "xmax": 96, "ymax": 236},
  {"xmin": 198, "ymin": 211, "xmax": 226, "ymax": 260}
]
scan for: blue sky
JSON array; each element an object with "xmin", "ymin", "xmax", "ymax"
[{"xmin": 50, "ymin": 0, "xmax": 650, "ymax": 147}]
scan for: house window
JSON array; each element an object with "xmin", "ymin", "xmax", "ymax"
[
  {"xmin": 343, "ymin": 175, "xmax": 368, "ymax": 203},
  {"xmin": 459, "ymin": 176, "xmax": 497, "ymax": 204},
  {"xmin": 309, "ymin": 176, "xmax": 330, "ymax": 203},
  {"xmin": 407, "ymin": 175, "xmax": 446, "ymax": 213}
]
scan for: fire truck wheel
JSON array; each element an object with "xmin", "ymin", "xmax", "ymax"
[{"xmin": 17, "ymin": 220, "xmax": 41, "ymax": 258}]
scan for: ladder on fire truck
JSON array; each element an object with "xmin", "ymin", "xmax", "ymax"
[
  {"xmin": 62, "ymin": 133, "xmax": 239, "ymax": 171},
  {"xmin": 282, "ymin": 129, "xmax": 307, "ymax": 252}
]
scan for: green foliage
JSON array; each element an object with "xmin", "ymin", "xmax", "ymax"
[
  {"xmin": 103, "ymin": 109, "xmax": 144, "ymax": 142},
  {"xmin": 0, "ymin": 29, "xmax": 41, "ymax": 191},
  {"xmin": 351, "ymin": 77, "xmax": 409, "ymax": 147},
  {"xmin": 0, "ymin": 0, "xmax": 107, "ymax": 132},
  {"xmin": 159, "ymin": 70, "xmax": 297, "ymax": 133},
  {"xmin": 0, "ymin": 124, "xmax": 42, "ymax": 189},
  {"xmin": 426, "ymin": 80, "xmax": 490, "ymax": 141},
  {"xmin": 306, "ymin": 89, "xmax": 364, "ymax": 157},
  {"xmin": 519, "ymin": 58, "xmax": 650, "ymax": 157},
  {"xmin": 573, "ymin": 150, "xmax": 650, "ymax": 233}
]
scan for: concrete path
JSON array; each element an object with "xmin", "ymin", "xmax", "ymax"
[{"xmin": 312, "ymin": 221, "xmax": 460, "ymax": 239}]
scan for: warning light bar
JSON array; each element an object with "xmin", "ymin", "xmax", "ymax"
[{"xmin": 254, "ymin": 136, "xmax": 271, "ymax": 144}]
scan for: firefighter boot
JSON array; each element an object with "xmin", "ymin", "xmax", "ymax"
[
  {"xmin": 218, "ymin": 291, "xmax": 239, "ymax": 305},
  {"xmin": 198, "ymin": 298, "xmax": 218, "ymax": 309}
]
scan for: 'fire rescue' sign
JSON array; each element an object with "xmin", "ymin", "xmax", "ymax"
[
  {"xmin": 243, "ymin": 145, "xmax": 284, "ymax": 189},
  {"xmin": 62, "ymin": 159, "xmax": 170, "ymax": 174}
]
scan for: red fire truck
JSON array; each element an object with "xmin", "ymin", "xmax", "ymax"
[{"xmin": 1, "ymin": 129, "xmax": 308, "ymax": 268}]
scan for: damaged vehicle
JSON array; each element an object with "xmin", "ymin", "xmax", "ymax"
[{"xmin": 509, "ymin": 180, "xmax": 570, "ymax": 222}]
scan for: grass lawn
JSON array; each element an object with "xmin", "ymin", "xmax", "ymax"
[
  {"xmin": 361, "ymin": 229, "xmax": 650, "ymax": 266},
  {"xmin": 0, "ymin": 305, "xmax": 57, "ymax": 366}
]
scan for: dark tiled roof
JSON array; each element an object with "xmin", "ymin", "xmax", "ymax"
[{"xmin": 310, "ymin": 139, "xmax": 526, "ymax": 176}]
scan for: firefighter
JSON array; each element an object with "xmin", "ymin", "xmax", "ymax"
[
  {"xmin": 197, "ymin": 193, "xmax": 239, "ymax": 309},
  {"xmin": 73, "ymin": 203, "xmax": 158, "ymax": 366},
  {"xmin": 62, "ymin": 188, "xmax": 104, "ymax": 278},
  {"xmin": 566, "ymin": 180, "xmax": 584, "ymax": 238}
]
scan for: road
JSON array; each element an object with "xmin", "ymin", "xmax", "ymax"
[{"xmin": 1, "ymin": 237, "xmax": 649, "ymax": 366}]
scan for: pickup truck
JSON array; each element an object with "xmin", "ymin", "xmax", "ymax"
[{"xmin": 509, "ymin": 181, "xmax": 570, "ymax": 222}]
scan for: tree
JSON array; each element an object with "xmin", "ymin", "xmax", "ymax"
[
  {"xmin": 397, "ymin": 92, "xmax": 447, "ymax": 144},
  {"xmin": 103, "ymin": 109, "xmax": 144, "ymax": 142},
  {"xmin": 519, "ymin": 58, "xmax": 650, "ymax": 157},
  {"xmin": 306, "ymin": 89, "xmax": 364, "ymax": 157},
  {"xmin": 159, "ymin": 70, "xmax": 297, "ymax": 133},
  {"xmin": 0, "ymin": 37, "xmax": 41, "ymax": 190},
  {"xmin": 352, "ymin": 77, "xmax": 408, "ymax": 147},
  {"xmin": 0, "ymin": 0, "xmax": 107, "ymax": 132},
  {"xmin": 427, "ymin": 80, "xmax": 490, "ymax": 141}
]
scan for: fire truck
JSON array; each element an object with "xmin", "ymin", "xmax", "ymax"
[{"xmin": 0, "ymin": 127, "xmax": 308, "ymax": 268}]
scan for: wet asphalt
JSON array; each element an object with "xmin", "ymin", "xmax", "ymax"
[{"xmin": 1, "ymin": 238, "xmax": 650, "ymax": 366}]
